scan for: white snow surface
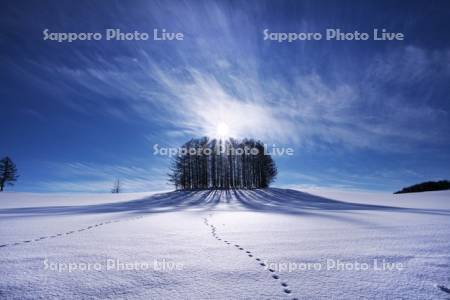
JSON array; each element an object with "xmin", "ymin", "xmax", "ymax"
[{"xmin": 0, "ymin": 188, "xmax": 449, "ymax": 299}]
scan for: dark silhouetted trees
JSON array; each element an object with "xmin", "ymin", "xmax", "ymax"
[
  {"xmin": 169, "ymin": 138, "xmax": 277, "ymax": 190},
  {"xmin": 394, "ymin": 180, "xmax": 450, "ymax": 194},
  {"xmin": 0, "ymin": 157, "xmax": 19, "ymax": 192},
  {"xmin": 111, "ymin": 178, "xmax": 121, "ymax": 193}
]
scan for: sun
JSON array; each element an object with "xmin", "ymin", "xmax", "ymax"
[{"xmin": 216, "ymin": 122, "xmax": 230, "ymax": 138}]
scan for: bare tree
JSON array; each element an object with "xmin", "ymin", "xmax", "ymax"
[
  {"xmin": 111, "ymin": 178, "xmax": 121, "ymax": 193},
  {"xmin": 168, "ymin": 138, "xmax": 277, "ymax": 190},
  {"xmin": 0, "ymin": 157, "xmax": 19, "ymax": 192}
]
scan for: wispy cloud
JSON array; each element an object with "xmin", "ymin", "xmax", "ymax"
[
  {"xmin": 9, "ymin": 0, "xmax": 448, "ymax": 153},
  {"xmin": 25, "ymin": 41, "xmax": 449, "ymax": 153},
  {"xmin": 3, "ymin": 0, "xmax": 450, "ymax": 193},
  {"xmin": 36, "ymin": 162, "xmax": 170, "ymax": 193},
  {"xmin": 278, "ymin": 167, "xmax": 427, "ymax": 192}
]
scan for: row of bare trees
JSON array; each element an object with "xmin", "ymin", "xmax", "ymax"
[{"xmin": 168, "ymin": 138, "xmax": 277, "ymax": 190}]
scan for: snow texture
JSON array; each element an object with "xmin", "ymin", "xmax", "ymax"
[{"xmin": 0, "ymin": 188, "xmax": 449, "ymax": 299}]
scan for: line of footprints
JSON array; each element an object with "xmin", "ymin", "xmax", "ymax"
[
  {"xmin": 0, "ymin": 215, "xmax": 146, "ymax": 249},
  {"xmin": 204, "ymin": 217, "xmax": 297, "ymax": 300}
]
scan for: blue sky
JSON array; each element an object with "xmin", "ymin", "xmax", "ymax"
[{"xmin": 1, "ymin": 0, "xmax": 450, "ymax": 193}]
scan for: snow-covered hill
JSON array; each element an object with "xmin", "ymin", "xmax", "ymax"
[{"xmin": 0, "ymin": 188, "xmax": 449, "ymax": 299}]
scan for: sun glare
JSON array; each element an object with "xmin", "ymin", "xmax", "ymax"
[{"xmin": 216, "ymin": 122, "xmax": 230, "ymax": 138}]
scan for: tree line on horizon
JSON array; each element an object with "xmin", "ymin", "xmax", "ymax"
[
  {"xmin": 168, "ymin": 137, "xmax": 277, "ymax": 190},
  {"xmin": 394, "ymin": 180, "xmax": 450, "ymax": 194}
]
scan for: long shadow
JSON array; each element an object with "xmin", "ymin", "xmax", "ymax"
[
  {"xmin": 1, "ymin": 188, "xmax": 448, "ymax": 219},
  {"xmin": 233, "ymin": 188, "xmax": 450, "ymax": 217},
  {"xmin": 0, "ymin": 190, "xmax": 213, "ymax": 217},
  {"xmin": 231, "ymin": 189, "xmax": 379, "ymax": 226}
]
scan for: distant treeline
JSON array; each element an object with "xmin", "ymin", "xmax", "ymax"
[
  {"xmin": 168, "ymin": 137, "xmax": 277, "ymax": 190},
  {"xmin": 394, "ymin": 180, "xmax": 450, "ymax": 194}
]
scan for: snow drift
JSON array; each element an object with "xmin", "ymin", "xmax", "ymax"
[{"xmin": 0, "ymin": 188, "xmax": 449, "ymax": 299}]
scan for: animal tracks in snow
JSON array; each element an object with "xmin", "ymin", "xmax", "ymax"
[
  {"xmin": 0, "ymin": 215, "xmax": 146, "ymax": 249},
  {"xmin": 203, "ymin": 216, "xmax": 297, "ymax": 299}
]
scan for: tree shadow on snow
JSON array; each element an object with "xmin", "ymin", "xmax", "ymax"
[
  {"xmin": 234, "ymin": 188, "xmax": 450, "ymax": 216},
  {"xmin": 0, "ymin": 188, "xmax": 448, "ymax": 221}
]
